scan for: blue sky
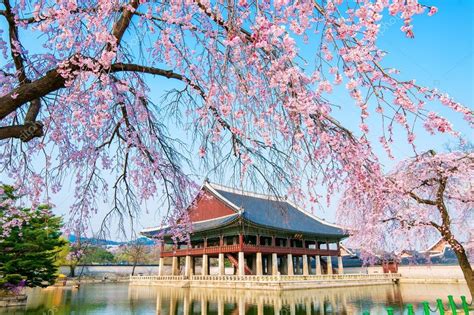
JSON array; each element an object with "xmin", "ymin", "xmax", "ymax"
[{"xmin": 1, "ymin": 1, "xmax": 472, "ymax": 240}]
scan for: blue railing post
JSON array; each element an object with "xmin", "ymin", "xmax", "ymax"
[
  {"xmin": 386, "ymin": 307, "xmax": 394, "ymax": 315},
  {"xmin": 422, "ymin": 301, "xmax": 430, "ymax": 315},
  {"xmin": 362, "ymin": 311, "xmax": 370, "ymax": 315},
  {"xmin": 460, "ymin": 296, "xmax": 470, "ymax": 315},
  {"xmin": 407, "ymin": 304, "xmax": 415, "ymax": 315},
  {"xmin": 448, "ymin": 295, "xmax": 458, "ymax": 315},
  {"xmin": 436, "ymin": 298, "xmax": 445, "ymax": 315}
]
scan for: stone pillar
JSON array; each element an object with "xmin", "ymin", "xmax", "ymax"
[
  {"xmin": 158, "ymin": 257, "xmax": 164, "ymax": 276},
  {"xmin": 315, "ymin": 255, "xmax": 322, "ymax": 275},
  {"xmin": 295, "ymin": 256, "xmax": 300, "ymax": 274},
  {"xmin": 169, "ymin": 297, "xmax": 176, "ymax": 315},
  {"xmin": 218, "ymin": 299, "xmax": 224, "ymax": 315},
  {"xmin": 202, "ymin": 254, "xmax": 209, "ymax": 276},
  {"xmin": 338, "ymin": 256, "xmax": 344, "ymax": 274},
  {"xmin": 185, "ymin": 255, "xmax": 192, "ymax": 277},
  {"xmin": 302, "ymin": 254, "xmax": 309, "ymax": 276},
  {"xmin": 256, "ymin": 252, "xmax": 263, "ymax": 275},
  {"xmin": 326, "ymin": 256, "xmax": 333, "ymax": 275},
  {"xmin": 238, "ymin": 252, "xmax": 245, "ymax": 276},
  {"xmin": 258, "ymin": 301, "xmax": 264, "ymax": 315},
  {"xmin": 287, "ymin": 254, "xmax": 294, "ymax": 275},
  {"xmin": 238, "ymin": 297, "xmax": 245, "ymax": 315},
  {"xmin": 183, "ymin": 295, "xmax": 190, "ymax": 315},
  {"xmin": 274, "ymin": 303, "xmax": 281, "ymax": 315},
  {"xmin": 290, "ymin": 302, "xmax": 296, "ymax": 315},
  {"xmin": 201, "ymin": 299, "xmax": 208, "ymax": 314},
  {"xmin": 218, "ymin": 253, "xmax": 225, "ymax": 275},
  {"xmin": 156, "ymin": 291, "xmax": 162, "ymax": 314},
  {"xmin": 272, "ymin": 253, "xmax": 278, "ymax": 275},
  {"xmin": 171, "ymin": 256, "xmax": 178, "ymax": 275}
]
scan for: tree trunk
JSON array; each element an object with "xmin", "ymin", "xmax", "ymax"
[
  {"xmin": 452, "ymin": 242, "xmax": 474, "ymax": 299},
  {"xmin": 70, "ymin": 265, "xmax": 75, "ymax": 278},
  {"xmin": 131, "ymin": 261, "xmax": 137, "ymax": 276},
  {"xmin": 434, "ymin": 177, "xmax": 474, "ymax": 299}
]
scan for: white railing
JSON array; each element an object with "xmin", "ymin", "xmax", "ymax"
[{"xmin": 130, "ymin": 273, "xmax": 400, "ymax": 282}]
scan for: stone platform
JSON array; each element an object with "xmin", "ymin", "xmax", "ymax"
[{"xmin": 130, "ymin": 273, "xmax": 400, "ymax": 290}]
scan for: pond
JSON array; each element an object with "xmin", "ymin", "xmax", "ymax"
[{"xmin": 0, "ymin": 282, "xmax": 470, "ymax": 314}]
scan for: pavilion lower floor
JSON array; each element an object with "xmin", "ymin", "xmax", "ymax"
[{"xmin": 158, "ymin": 252, "xmax": 343, "ymax": 276}]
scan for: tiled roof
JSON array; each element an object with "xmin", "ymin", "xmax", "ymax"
[
  {"xmin": 141, "ymin": 182, "xmax": 347, "ymax": 239},
  {"xmin": 213, "ymin": 187, "xmax": 347, "ymax": 238}
]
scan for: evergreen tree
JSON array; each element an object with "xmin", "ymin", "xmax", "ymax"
[{"xmin": 0, "ymin": 185, "xmax": 65, "ymax": 292}]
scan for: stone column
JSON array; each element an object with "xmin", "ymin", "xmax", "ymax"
[
  {"xmin": 290, "ymin": 302, "xmax": 296, "ymax": 315},
  {"xmin": 171, "ymin": 256, "xmax": 178, "ymax": 275},
  {"xmin": 158, "ymin": 257, "xmax": 164, "ymax": 276},
  {"xmin": 302, "ymin": 254, "xmax": 309, "ymax": 276},
  {"xmin": 272, "ymin": 253, "xmax": 278, "ymax": 275},
  {"xmin": 169, "ymin": 297, "xmax": 176, "ymax": 315},
  {"xmin": 201, "ymin": 299, "xmax": 208, "ymax": 314},
  {"xmin": 218, "ymin": 253, "xmax": 225, "ymax": 275},
  {"xmin": 315, "ymin": 255, "xmax": 322, "ymax": 275},
  {"xmin": 183, "ymin": 295, "xmax": 190, "ymax": 315},
  {"xmin": 238, "ymin": 252, "xmax": 245, "ymax": 276},
  {"xmin": 202, "ymin": 254, "xmax": 209, "ymax": 276},
  {"xmin": 256, "ymin": 252, "xmax": 263, "ymax": 275},
  {"xmin": 238, "ymin": 297, "xmax": 245, "ymax": 315},
  {"xmin": 156, "ymin": 291, "xmax": 162, "ymax": 314},
  {"xmin": 326, "ymin": 256, "xmax": 333, "ymax": 275},
  {"xmin": 258, "ymin": 301, "xmax": 264, "ymax": 315},
  {"xmin": 274, "ymin": 303, "xmax": 281, "ymax": 315},
  {"xmin": 295, "ymin": 256, "xmax": 300, "ymax": 274},
  {"xmin": 218, "ymin": 299, "xmax": 224, "ymax": 315},
  {"xmin": 185, "ymin": 255, "xmax": 193, "ymax": 277},
  {"xmin": 287, "ymin": 254, "xmax": 294, "ymax": 275},
  {"xmin": 338, "ymin": 256, "xmax": 344, "ymax": 274}
]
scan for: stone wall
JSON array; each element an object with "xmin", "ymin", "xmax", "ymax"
[
  {"xmin": 59, "ymin": 265, "xmax": 160, "ymax": 277},
  {"xmin": 59, "ymin": 265, "xmax": 236, "ymax": 277},
  {"xmin": 365, "ymin": 264, "xmax": 472, "ymax": 280}
]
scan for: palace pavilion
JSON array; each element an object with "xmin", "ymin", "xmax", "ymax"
[{"xmin": 141, "ymin": 182, "xmax": 348, "ymax": 277}]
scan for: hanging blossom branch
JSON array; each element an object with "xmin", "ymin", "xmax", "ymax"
[{"xmin": 0, "ymin": 0, "xmax": 472, "ymax": 238}]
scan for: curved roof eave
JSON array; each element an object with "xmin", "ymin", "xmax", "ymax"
[{"xmin": 240, "ymin": 217, "xmax": 348, "ymax": 239}]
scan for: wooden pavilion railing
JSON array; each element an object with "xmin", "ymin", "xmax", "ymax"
[{"xmin": 160, "ymin": 244, "xmax": 339, "ymax": 257}]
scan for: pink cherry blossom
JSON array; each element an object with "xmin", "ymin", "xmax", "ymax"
[{"xmin": 0, "ymin": 0, "xmax": 470, "ymax": 244}]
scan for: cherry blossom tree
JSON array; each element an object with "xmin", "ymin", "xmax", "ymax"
[
  {"xmin": 338, "ymin": 151, "xmax": 474, "ymax": 297},
  {"xmin": 0, "ymin": 1, "xmax": 472, "ymax": 236}
]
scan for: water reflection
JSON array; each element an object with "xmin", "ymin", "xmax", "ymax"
[
  {"xmin": 129, "ymin": 285, "xmax": 403, "ymax": 315},
  {"xmin": 3, "ymin": 282, "xmax": 469, "ymax": 314},
  {"xmin": 128, "ymin": 283, "xmax": 465, "ymax": 314}
]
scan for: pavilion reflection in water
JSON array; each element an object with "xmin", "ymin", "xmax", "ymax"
[{"xmin": 128, "ymin": 284, "xmax": 404, "ymax": 314}]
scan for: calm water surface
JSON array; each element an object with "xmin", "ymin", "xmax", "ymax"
[{"xmin": 0, "ymin": 282, "xmax": 470, "ymax": 315}]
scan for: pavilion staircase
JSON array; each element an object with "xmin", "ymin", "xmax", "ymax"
[{"xmin": 226, "ymin": 254, "xmax": 252, "ymax": 275}]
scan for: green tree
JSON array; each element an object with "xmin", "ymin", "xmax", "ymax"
[
  {"xmin": 81, "ymin": 246, "xmax": 115, "ymax": 265},
  {"xmin": 0, "ymin": 185, "xmax": 66, "ymax": 293}
]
